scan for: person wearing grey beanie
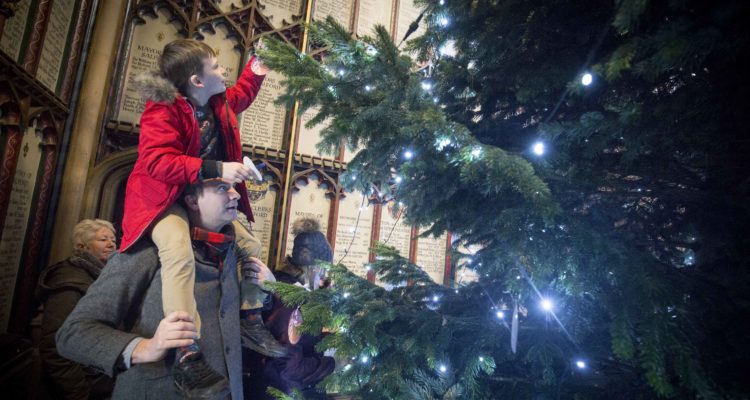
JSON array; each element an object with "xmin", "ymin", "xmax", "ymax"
[{"xmin": 245, "ymin": 217, "xmax": 335, "ymax": 399}]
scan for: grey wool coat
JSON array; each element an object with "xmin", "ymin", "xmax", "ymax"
[{"xmin": 56, "ymin": 240, "xmax": 244, "ymax": 399}]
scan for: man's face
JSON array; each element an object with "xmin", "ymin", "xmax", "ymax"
[
  {"xmin": 192, "ymin": 180, "xmax": 240, "ymax": 231},
  {"xmin": 198, "ymin": 56, "xmax": 227, "ymax": 97}
]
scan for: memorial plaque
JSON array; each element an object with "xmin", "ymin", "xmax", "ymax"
[
  {"xmin": 284, "ymin": 175, "xmax": 331, "ymax": 258},
  {"xmin": 378, "ymin": 201, "xmax": 411, "ymax": 259},
  {"xmin": 237, "ymin": 185, "xmax": 278, "ymax": 265},
  {"xmin": 356, "ymin": 0, "xmax": 394, "ymax": 38},
  {"xmin": 36, "ymin": 0, "xmax": 77, "ymax": 92},
  {"xmin": 200, "ymin": 24, "xmax": 241, "ymax": 88},
  {"xmin": 333, "ymin": 190, "xmax": 373, "ymax": 279},
  {"xmin": 312, "ymin": 0, "xmax": 353, "ymax": 28},
  {"xmin": 415, "ymin": 227, "xmax": 448, "ymax": 284},
  {"xmin": 0, "ymin": 126, "xmax": 42, "ymax": 332},
  {"xmin": 239, "ymin": 68, "xmax": 287, "ymax": 149},
  {"xmin": 0, "ymin": 0, "xmax": 33, "ymax": 62},
  {"xmin": 395, "ymin": 0, "xmax": 426, "ymax": 45},
  {"xmin": 116, "ymin": 11, "xmax": 181, "ymax": 125},
  {"xmin": 257, "ymin": 0, "xmax": 303, "ymax": 29},
  {"xmin": 297, "ymin": 106, "xmax": 334, "ymax": 158}
]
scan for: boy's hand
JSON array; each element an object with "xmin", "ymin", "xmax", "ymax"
[
  {"xmin": 251, "ymin": 38, "xmax": 270, "ymax": 75},
  {"xmin": 131, "ymin": 311, "xmax": 197, "ymax": 364},
  {"xmin": 222, "ymin": 162, "xmax": 252, "ymax": 183}
]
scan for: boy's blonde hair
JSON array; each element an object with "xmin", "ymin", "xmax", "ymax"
[{"xmin": 160, "ymin": 39, "xmax": 216, "ymax": 96}]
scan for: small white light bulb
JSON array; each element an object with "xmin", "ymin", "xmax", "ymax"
[
  {"xmin": 496, "ymin": 311, "xmax": 505, "ymax": 319},
  {"xmin": 576, "ymin": 360, "xmax": 586, "ymax": 369},
  {"xmin": 541, "ymin": 298, "xmax": 553, "ymax": 311},
  {"xmin": 439, "ymin": 364, "xmax": 447, "ymax": 373},
  {"xmin": 403, "ymin": 150, "xmax": 414, "ymax": 159},
  {"xmin": 581, "ymin": 73, "xmax": 593, "ymax": 86},
  {"xmin": 532, "ymin": 141, "xmax": 545, "ymax": 156}
]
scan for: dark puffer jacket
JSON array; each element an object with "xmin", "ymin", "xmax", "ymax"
[
  {"xmin": 244, "ymin": 259, "xmax": 335, "ymax": 399},
  {"xmin": 36, "ymin": 251, "xmax": 114, "ymax": 400}
]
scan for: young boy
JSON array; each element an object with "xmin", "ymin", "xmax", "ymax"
[{"xmin": 120, "ymin": 39, "xmax": 285, "ymax": 394}]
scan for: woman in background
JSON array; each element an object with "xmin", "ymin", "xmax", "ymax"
[{"xmin": 36, "ymin": 219, "xmax": 116, "ymax": 399}]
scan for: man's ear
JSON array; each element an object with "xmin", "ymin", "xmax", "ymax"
[
  {"xmin": 183, "ymin": 195, "xmax": 200, "ymax": 212},
  {"xmin": 188, "ymin": 74, "xmax": 204, "ymax": 89}
]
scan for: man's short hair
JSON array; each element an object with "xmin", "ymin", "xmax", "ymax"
[
  {"xmin": 181, "ymin": 182, "xmax": 205, "ymax": 206},
  {"xmin": 160, "ymin": 39, "xmax": 216, "ymax": 96},
  {"xmin": 72, "ymin": 219, "xmax": 115, "ymax": 250}
]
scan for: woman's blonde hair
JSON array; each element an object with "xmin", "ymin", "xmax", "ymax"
[{"xmin": 72, "ymin": 219, "xmax": 115, "ymax": 250}]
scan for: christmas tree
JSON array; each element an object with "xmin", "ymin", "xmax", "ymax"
[{"xmin": 259, "ymin": 0, "xmax": 750, "ymax": 398}]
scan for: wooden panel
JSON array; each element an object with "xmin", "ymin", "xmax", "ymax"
[
  {"xmin": 35, "ymin": 0, "xmax": 77, "ymax": 92},
  {"xmin": 0, "ymin": 126, "xmax": 42, "ymax": 331},
  {"xmin": 378, "ymin": 200, "xmax": 411, "ymax": 258},
  {"xmin": 312, "ymin": 0, "xmax": 354, "ymax": 28},
  {"xmin": 333, "ymin": 190, "xmax": 373, "ymax": 278},
  {"xmin": 415, "ymin": 226, "xmax": 448, "ymax": 284},
  {"xmin": 356, "ymin": 0, "xmax": 394, "ymax": 38},
  {"xmin": 258, "ymin": 0, "xmax": 304, "ymax": 29},
  {"xmin": 239, "ymin": 68, "xmax": 288, "ymax": 149},
  {"xmin": 284, "ymin": 173, "xmax": 332, "ymax": 259},
  {"xmin": 0, "ymin": 0, "xmax": 34, "ymax": 62},
  {"xmin": 237, "ymin": 184, "xmax": 279, "ymax": 266},
  {"xmin": 297, "ymin": 105, "xmax": 333, "ymax": 158},
  {"xmin": 115, "ymin": 10, "xmax": 181, "ymax": 125},
  {"xmin": 395, "ymin": 0, "xmax": 426, "ymax": 45},
  {"xmin": 200, "ymin": 24, "xmax": 242, "ymax": 88}
]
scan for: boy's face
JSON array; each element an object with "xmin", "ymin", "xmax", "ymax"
[{"xmin": 197, "ymin": 56, "xmax": 227, "ymax": 97}]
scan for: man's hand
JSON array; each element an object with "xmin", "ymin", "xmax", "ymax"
[
  {"xmin": 222, "ymin": 162, "xmax": 252, "ymax": 183},
  {"xmin": 131, "ymin": 311, "xmax": 197, "ymax": 364},
  {"xmin": 243, "ymin": 256, "xmax": 275, "ymax": 287},
  {"xmin": 251, "ymin": 38, "xmax": 270, "ymax": 75}
]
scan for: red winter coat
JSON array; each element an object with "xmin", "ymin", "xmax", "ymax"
[{"xmin": 120, "ymin": 57, "xmax": 265, "ymax": 251}]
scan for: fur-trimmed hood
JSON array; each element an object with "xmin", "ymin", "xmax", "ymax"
[{"xmin": 133, "ymin": 71, "xmax": 179, "ymax": 103}]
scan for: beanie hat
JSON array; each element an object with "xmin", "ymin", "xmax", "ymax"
[{"xmin": 290, "ymin": 218, "xmax": 333, "ymax": 266}]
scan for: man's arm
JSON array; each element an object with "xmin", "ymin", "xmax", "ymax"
[{"xmin": 55, "ymin": 250, "xmax": 160, "ymax": 377}]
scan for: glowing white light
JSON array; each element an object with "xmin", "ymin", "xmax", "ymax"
[
  {"xmin": 365, "ymin": 85, "xmax": 373, "ymax": 91},
  {"xmin": 576, "ymin": 360, "xmax": 586, "ymax": 369},
  {"xmin": 398, "ymin": 201, "xmax": 404, "ymax": 207},
  {"xmin": 343, "ymin": 292, "xmax": 351, "ymax": 298},
  {"xmin": 432, "ymin": 295, "xmax": 439, "ymax": 302},
  {"xmin": 496, "ymin": 311, "xmax": 505, "ymax": 319},
  {"xmin": 361, "ymin": 356, "xmax": 369, "ymax": 363},
  {"xmin": 344, "ymin": 364, "xmax": 352, "ymax": 371},
  {"xmin": 433, "ymin": 97, "xmax": 439, "ymax": 103},
  {"xmin": 532, "ymin": 141, "xmax": 545, "ymax": 155},
  {"xmin": 421, "ymin": 81, "xmax": 432, "ymax": 91},
  {"xmin": 471, "ymin": 146, "xmax": 482, "ymax": 158},
  {"xmin": 454, "ymin": 289, "xmax": 459, "ymax": 293},
  {"xmin": 338, "ymin": 69, "xmax": 345, "ymax": 76},
  {"xmin": 366, "ymin": 265, "xmax": 372, "ymax": 271},
  {"xmin": 439, "ymin": 40, "xmax": 457, "ymax": 57},
  {"xmin": 403, "ymin": 150, "xmax": 414, "ymax": 159},
  {"xmin": 395, "ymin": 175, "xmax": 403, "ymax": 183},
  {"xmin": 467, "ymin": 60, "xmax": 476, "ymax": 70},
  {"xmin": 479, "ymin": 356, "xmax": 484, "ymax": 362},
  {"xmin": 440, "ymin": 0, "xmax": 445, "ymax": 5},
  {"xmin": 439, "ymin": 364, "xmax": 447, "ymax": 373},
  {"xmin": 351, "ymin": 175, "xmax": 357, "ymax": 180},
  {"xmin": 439, "ymin": 17, "xmax": 449, "ymax": 27},
  {"xmin": 581, "ymin": 73, "xmax": 593, "ymax": 86},
  {"xmin": 540, "ymin": 298, "xmax": 553, "ymax": 311}
]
